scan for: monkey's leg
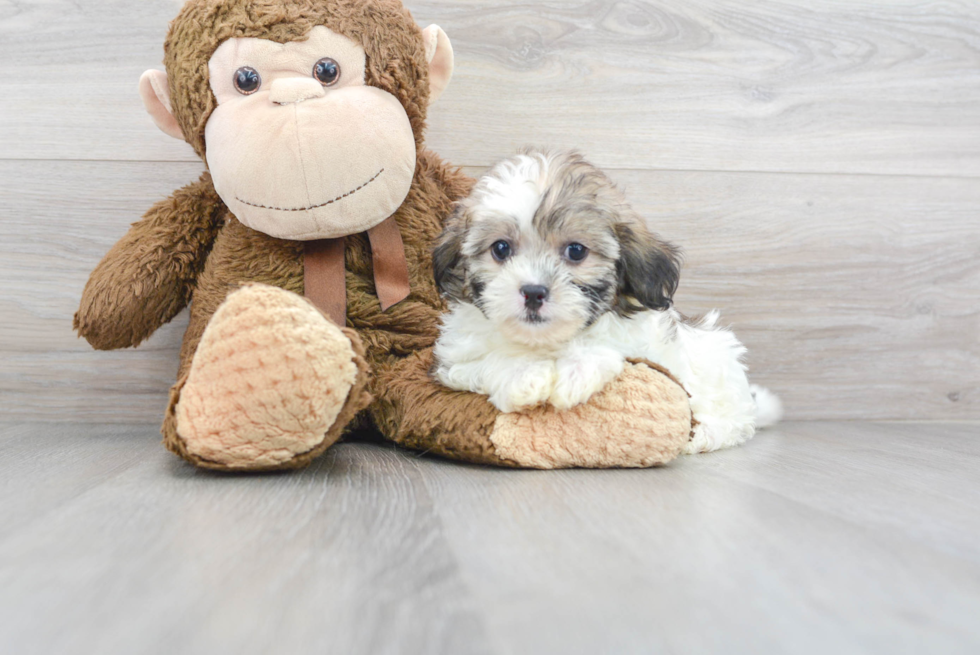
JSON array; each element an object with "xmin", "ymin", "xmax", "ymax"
[
  {"xmin": 162, "ymin": 283, "xmax": 371, "ymax": 471},
  {"xmin": 370, "ymin": 350, "xmax": 694, "ymax": 469}
]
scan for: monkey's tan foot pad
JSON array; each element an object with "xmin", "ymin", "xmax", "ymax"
[
  {"xmin": 489, "ymin": 360, "xmax": 693, "ymax": 469},
  {"xmin": 170, "ymin": 283, "xmax": 370, "ymax": 471}
]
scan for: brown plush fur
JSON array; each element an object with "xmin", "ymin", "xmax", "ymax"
[
  {"xmin": 76, "ymin": 0, "xmax": 693, "ymax": 470},
  {"xmin": 372, "ymin": 349, "xmax": 519, "ymax": 467},
  {"xmin": 76, "ymin": 0, "xmax": 487, "ymax": 469},
  {"xmin": 74, "ymin": 172, "xmax": 224, "ymax": 350}
]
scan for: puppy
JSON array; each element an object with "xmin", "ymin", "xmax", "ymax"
[{"xmin": 431, "ymin": 149, "xmax": 781, "ymax": 454}]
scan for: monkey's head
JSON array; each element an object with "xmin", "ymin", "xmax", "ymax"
[{"xmin": 139, "ymin": 0, "xmax": 453, "ymax": 241}]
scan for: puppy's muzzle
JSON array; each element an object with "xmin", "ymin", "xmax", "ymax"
[{"xmin": 520, "ymin": 285, "xmax": 549, "ymax": 311}]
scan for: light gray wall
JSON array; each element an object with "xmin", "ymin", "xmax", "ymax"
[{"xmin": 2, "ymin": 0, "xmax": 978, "ymax": 422}]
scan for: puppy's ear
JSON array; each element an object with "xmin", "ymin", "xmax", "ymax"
[
  {"xmin": 432, "ymin": 205, "xmax": 468, "ymax": 301},
  {"xmin": 614, "ymin": 223, "xmax": 681, "ymax": 313}
]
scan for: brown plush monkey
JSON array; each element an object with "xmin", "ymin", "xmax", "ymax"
[{"xmin": 75, "ymin": 0, "xmax": 693, "ymax": 471}]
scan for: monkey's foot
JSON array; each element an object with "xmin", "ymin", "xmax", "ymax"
[{"xmin": 165, "ymin": 283, "xmax": 370, "ymax": 471}]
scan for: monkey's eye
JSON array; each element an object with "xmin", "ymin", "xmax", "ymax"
[
  {"xmin": 490, "ymin": 240, "xmax": 512, "ymax": 262},
  {"xmin": 233, "ymin": 67, "xmax": 261, "ymax": 95},
  {"xmin": 313, "ymin": 57, "xmax": 341, "ymax": 86},
  {"xmin": 564, "ymin": 243, "xmax": 589, "ymax": 262}
]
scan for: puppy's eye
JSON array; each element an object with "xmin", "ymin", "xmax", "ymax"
[
  {"xmin": 564, "ymin": 243, "xmax": 589, "ymax": 262},
  {"xmin": 490, "ymin": 240, "xmax": 512, "ymax": 262},
  {"xmin": 313, "ymin": 57, "xmax": 341, "ymax": 86},
  {"xmin": 233, "ymin": 67, "xmax": 261, "ymax": 95}
]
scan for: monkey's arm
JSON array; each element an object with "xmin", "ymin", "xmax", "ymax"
[
  {"xmin": 370, "ymin": 348, "xmax": 693, "ymax": 469},
  {"xmin": 74, "ymin": 172, "xmax": 223, "ymax": 350}
]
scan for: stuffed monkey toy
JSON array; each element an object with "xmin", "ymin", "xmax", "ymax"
[{"xmin": 75, "ymin": 0, "xmax": 693, "ymax": 471}]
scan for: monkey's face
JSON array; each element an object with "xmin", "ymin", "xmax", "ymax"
[{"xmin": 204, "ymin": 26, "xmax": 417, "ymax": 240}]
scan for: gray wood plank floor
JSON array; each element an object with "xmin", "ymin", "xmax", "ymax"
[{"xmin": 2, "ymin": 421, "xmax": 978, "ymax": 655}]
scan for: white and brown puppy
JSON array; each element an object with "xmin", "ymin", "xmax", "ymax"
[{"xmin": 431, "ymin": 149, "xmax": 781, "ymax": 453}]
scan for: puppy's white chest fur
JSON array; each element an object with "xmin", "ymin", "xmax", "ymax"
[{"xmin": 435, "ymin": 303, "xmax": 677, "ymax": 413}]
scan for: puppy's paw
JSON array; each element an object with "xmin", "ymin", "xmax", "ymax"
[
  {"xmin": 550, "ymin": 351, "xmax": 624, "ymax": 411},
  {"xmin": 489, "ymin": 361, "xmax": 557, "ymax": 412},
  {"xmin": 549, "ymin": 373, "xmax": 602, "ymax": 411}
]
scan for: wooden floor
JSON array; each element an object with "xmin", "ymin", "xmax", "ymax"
[
  {"xmin": 1, "ymin": 2, "xmax": 978, "ymax": 652},
  {"xmin": 1, "ymin": 421, "xmax": 978, "ymax": 654}
]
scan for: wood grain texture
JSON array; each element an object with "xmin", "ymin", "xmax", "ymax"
[
  {"xmin": 421, "ymin": 420, "xmax": 980, "ymax": 654},
  {"xmin": 0, "ymin": 160, "xmax": 199, "ymax": 423},
  {"xmin": 3, "ymin": 2, "xmax": 978, "ymax": 651},
  {"xmin": 0, "ymin": 423, "xmax": 492, "ymax": 655},
  {"xmin": 1, "ymin": 0, "xmax": 979, "ymax": 175},
  {"xmin": 1, "ymin": 421, "xmax": 979, "ymax": 654},
  {"xmin": 3, "ymin": 159, "xmax": 976, "ymax": 421},
  {"xmin": 1, "ymin": 1, "xmax": 977, "ymax": 420},
  {"xmin": 608, "ymin": 168, "xmax": 980, "ymax": 420}
]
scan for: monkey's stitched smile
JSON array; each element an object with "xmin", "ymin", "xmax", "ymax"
[{"xmin": 235, "ymin": 168, "xmax": 385, "ymax": 212}]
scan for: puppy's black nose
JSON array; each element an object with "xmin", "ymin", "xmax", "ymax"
[{"xmin": 521, "ymin": 285, "xmax": 549, "ymax": 310}]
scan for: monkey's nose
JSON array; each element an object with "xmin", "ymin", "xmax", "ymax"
[
  {"xmin": 521, "ymin": 285, "xmax": 549, "ymax": 310},
  {"xmin": 269, "ymin": 78, "xmax": 327, "ymax": 105}
]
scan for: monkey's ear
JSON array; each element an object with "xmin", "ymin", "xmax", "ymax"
[
  {"xmin": 422, "ymin": 25, "xmax": 453, "ymax": 105},
  {"xmin": 614, "ymin": 224, "xmax": 681, "ymax": 313},
  {"xmin": 139, "ymin": 69, "xmax": 185, "ymax": 141}
]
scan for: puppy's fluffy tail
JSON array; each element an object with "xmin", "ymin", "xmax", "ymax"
[{"xmin": 750, "ymin": 384, "xmax": 783, "ymax": 429}]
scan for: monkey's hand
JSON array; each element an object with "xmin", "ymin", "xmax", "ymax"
[{"xmin": 74, "ymin": 173, "xmax": 223, "ymax": 350}]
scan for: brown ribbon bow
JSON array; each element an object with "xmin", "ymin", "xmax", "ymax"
[{"xmin": 303, "ymin": 215, "xmax": 411, "ymax": 325}]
